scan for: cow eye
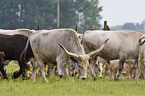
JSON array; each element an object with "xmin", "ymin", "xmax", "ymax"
[{"xmin": 70, "ymin": 56, "xmax": 78, "ymax": 63}]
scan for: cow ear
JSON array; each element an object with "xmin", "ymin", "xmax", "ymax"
[{"xmin": 70, "ymin": 56, "xmax": 78, "ymax": 63}]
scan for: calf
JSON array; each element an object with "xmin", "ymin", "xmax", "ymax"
[
  {"xmin": 104, "ymin": 59, "xmax": 135, "ymax": 79},
  {"xmin": 108, "ymin": 60, "xmax": 129, "ymax": 79}
]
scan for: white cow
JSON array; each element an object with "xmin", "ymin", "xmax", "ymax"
[
  {"xmin": 82, "ymin": 30, "xmax": 143, "ymax": 80},
  {"xmin": 137, "ymin": 35, "xmax": 145, "ymax": 81},
  {"xmin": 22, "ymin": 29, "xmax": 108, "ymax": 82}
]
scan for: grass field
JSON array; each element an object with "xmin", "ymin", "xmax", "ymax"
[{"xmin": 1, "ymin": 62, "xmax": 145, "ymax": 96}]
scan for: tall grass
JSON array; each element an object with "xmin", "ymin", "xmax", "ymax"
[{"xmin": 1, "ymin": 62, "xmax": 145, "ymax": 96}]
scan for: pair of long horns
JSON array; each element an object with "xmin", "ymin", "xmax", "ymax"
[
  {"xmin": 139, "ymin": 36, "xmax": 145, "ymax": 45},
  {"xmin": 59, "ymin": 38, "xmax": 109, "ymax": 58}
]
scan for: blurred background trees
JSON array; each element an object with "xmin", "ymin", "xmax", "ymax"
[
  {"xmin": 111, "ymin": 21, "xmax": 145, "ymax": 33},
  {"xmin": 0, "ymin": 0, "xmax": 102, "ymax": 33}
]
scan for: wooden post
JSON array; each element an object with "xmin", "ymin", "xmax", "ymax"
[
  {"xmin": 103, "ymin": 21, "xmax": 110, "ymax": 31},
  {"xmin": 57, "ymin": 0, "xmax": 60, "ymax": 29},
  {"xmin": 37, "ymin": 25, "xmax": 39, "ymax": 30},
  {"xmin": 75, "ymin": 24, "xmax": 78, "ymax": 32}
]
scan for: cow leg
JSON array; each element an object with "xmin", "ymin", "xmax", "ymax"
[
  {"xmin": 109, "ymin": 69, "xmax": 113, "ymax": 79},
  {"xmin": 133, "ymin": 57, "xmax": 138, "ymax": 79},
  {"xmin": 114, "ymin": 68, "xmax": 118, "ymax": 80},
  {"xmin": 13, "ymin": 61, "xmax": 24, "ymax": 79},
  {"xmin": 126, "ymin": 67, "xmax": 130, "ymax": 79},
  {"xmin": 50, "ymin": 65, "xmax": 57, "ymax": 77},
  {"xmin": 89, "ymin": 63, "xmax": 96, "ymax": 77},
  {"xmin": 56, "ymin": 57, "xmax": 65, "ymax": 78},
  {"xmin": 32, "ymin": 59, "xmax": 48, "ymax": 82},
  {"xmin": 13, "ymin": 70, "xmax": 21, "ymax": 79},
  {"xmin": 104, "ymin": 61, "xmax": 110, "ymax": 77},
  {"xmin": 63, "ymin": 64, "xmax": 69, "ymax": 77},
  {"xmin": 47, "ymin": 64, "xmax": 51, "ymax": 76},
  {"xmin": 116, "ymin": 57, "xmax": 126, "ymax": 80},
  {"xmin": 31, "ymin": 56, "xmax": 39, "ymax": 81},
  {"xmin": 136, "ymin": 47, "xmax": 143, "ymax": 83},
  {"xmin": 47, "ymin": 63, "xmax": 56, "ymax": 77},
  {"xmin": 39, "ymin": 63, "xmax": 48, "ymax": 82},
  {"xmin": 88, "ymin": 55, "xmax": 98, "ymax": 80},
  {"xmin": 0, "ymin": 64, "xmax": 8, "ymax": 79},
  {"xmin": 31, "ymin": 67, "xmax": 39, "ymax": 82}
]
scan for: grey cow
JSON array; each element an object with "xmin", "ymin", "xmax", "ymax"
[
  {"xmin": 25, "ymin": 29, "xmax": 108, "ymax": 82},
  {"xmin": 82, "ymin": 30, "xmax": 143, "ymax": 80}
]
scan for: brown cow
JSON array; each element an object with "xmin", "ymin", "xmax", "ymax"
[{"xmin": 0, "ymin": 34, "xmax": 34, "ymax": 79}]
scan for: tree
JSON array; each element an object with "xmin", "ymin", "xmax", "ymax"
[
  {"xmin": 0, "ymin": 0, "xmax": 102, "ymax": 32},
  {"xmin": 74, "ymin": 0, "xmax": 102, "ymax": 32},
  {"xmin": 0, "ymin": 0, "xmax": 20, "ymax": 29},
  {"xmin": 122, "ymin": 23, "xmax": 136, "ymax": 30},
  {"xmin": 0, "ymin": 0, "xmax": 57, "ymax": 29},
  {"xmin": 59, "ymin": 0, "xmax": 77, "ymax": 28}
]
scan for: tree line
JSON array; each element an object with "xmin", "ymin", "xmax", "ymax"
[{"xmin": 0, "ymin": 0, "xmax": 102, "ymax": 33}]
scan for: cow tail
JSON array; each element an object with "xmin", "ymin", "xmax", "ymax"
[{"xmin": 20, "ymin": 38, "xmax": 30, "ymax": 70}]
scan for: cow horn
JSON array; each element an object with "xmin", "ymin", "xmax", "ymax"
[
  {"xmin": 59, "ymin": 44, "xmax": 79, "ymax": 58},
  {"xmin": 139, "ymin": 36, "xmax": 145, "ymax": 45},
  {"xmin": 88, "ymin": 38, "xmax": 109, "ymax": 57}
]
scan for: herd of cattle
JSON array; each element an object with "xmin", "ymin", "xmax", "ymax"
[{"xmin": 0, "ymin": 28, "xmax": 145, "ymax": 82}]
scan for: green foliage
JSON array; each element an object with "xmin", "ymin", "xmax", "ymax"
[
  {"xmin": 110, "ymin": 25, "xmax": 122, "ymax": 30},
  {"xmin": 122, "ymin": 22, "xmax": 144, "ymax": 31},
  {"xmin": 75, "ymin": 0, "xmax": 102, "ymax": 32},
  {"xmin": 121, "ymin": 22, "xmax": 145, "ymax": 33},
  {"xmin": 122, "ymin": 23, "xmax": 136, "ymax": 30},
  {"xmin": 0, "ymin": 0, "xmax": 102, "ymax": 32}
]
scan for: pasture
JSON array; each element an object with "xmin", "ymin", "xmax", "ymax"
[{"xmin": 1, "ymin": 62, "xmax": 145, "ymax": 96}]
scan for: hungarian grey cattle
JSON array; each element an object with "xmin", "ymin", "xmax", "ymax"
[
  {"xmin": 82, "ymin": 30, "xmax": 143, "ymax": 80},
  {"xmin": 136, "ymin": 35, "xmax": 145, "ymax": 81},
  {"xmin": 24, "ymin": 29, "xmax": 108, "ymax": 82}
]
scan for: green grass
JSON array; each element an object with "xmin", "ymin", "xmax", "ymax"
[{"xmin": 1, "ymin": 62, "xmax": 145, "ymax": 96}]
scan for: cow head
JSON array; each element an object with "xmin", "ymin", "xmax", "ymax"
[{"xmin": 59, "ymin": 38, "xmax": 109, "ymax": 79}]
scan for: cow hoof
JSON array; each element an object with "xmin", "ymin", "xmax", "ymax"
[
  {"xmin": 59, "ymin": 75, "xmax": 63, "ymax": 78},
  {"xmin": 93, "ymin": 77, "xmax": 96, "ymax": 81},
  {"xmin": 22, "ymin": 77, "xmax": 30, "ymax": 80},
  {"xmin": 82, "ymin": 78, "xmax": 86, "ymax": 80},
  {"xmin": 12, "ymin": 71, "xmax": 21, "ymax": 79},
  {"xmin": 3, "ymin": 76, "xmax": 8, "ymax": 79},
  {"xmin": 114, "ymin": 78, "xmax": 119, "ymax": 81},
  {"xmin": 2, "ymin": 76, "xmax": 8, "ymax": 80}
]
